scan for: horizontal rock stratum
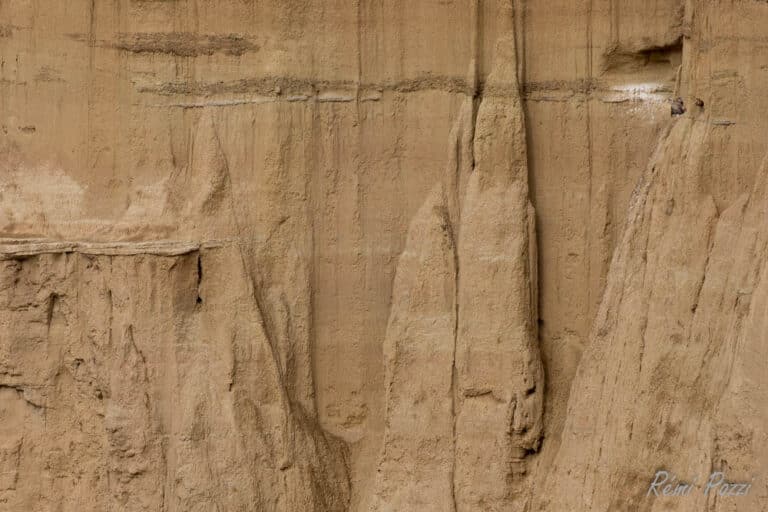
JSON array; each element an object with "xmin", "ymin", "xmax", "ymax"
[{"xmin": 1, "ymin": 1, "xmax": 767, "ymax": 511}]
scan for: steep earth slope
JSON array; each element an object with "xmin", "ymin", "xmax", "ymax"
[
  {"xmin": 0, "ymin": 241, "xmax": 350, "ymax": 511},
  {"xmin": 1, "ymin": 0, "xmax": 767, "ymax": 511},
  {"xmin": 537, "ymin": 2, "xmax": 768, "ymax": 510}
]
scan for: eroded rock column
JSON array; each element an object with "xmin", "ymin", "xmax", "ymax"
[
  {"xmin": 454, "ymin": 33, "xmax": 543, "ymax": 512},
  {"xmin": 372, "ymin": 27, "xmax": 544, "ymax": 512}
]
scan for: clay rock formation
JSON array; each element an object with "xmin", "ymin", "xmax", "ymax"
[
  {"xmin": 370, "ymin": 186, "xmax": 457, "ymax": 512},
  {"xmin": 532, "ymin": 2, "xmax": 768, "ymax": 509},
  {"xmin": 371, "ymin": 31, "xmax": 543, "ymax": 512},
  {"xmin": 537, "ymin": 118, "xmax": 768, "ymax": 512},
  {"xmin": 454, "ymin": 34, "xmax": 543, "ymax": 511},
  {"xmin": 3, "ymin": 0, "xmax": 768, "ymax": 511},
  {"xmin": 164, "ymin": 113, "xmax": 234, "ymax": 239},
  {"xmin": 0, "ymin": 241, "xmax": 349, "ymax": 511}
]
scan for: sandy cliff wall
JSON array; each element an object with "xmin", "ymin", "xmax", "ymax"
[
  {"xmin": 1, "ymin": 0, "xmax": 767, "ymax": 511},
  {"xmin": 538, "ymin": 2, "xmax": 768, "ymax": 510},
  {"xmin": 0, "ymin": 241, "xmax": 350, "ymax": 511}
]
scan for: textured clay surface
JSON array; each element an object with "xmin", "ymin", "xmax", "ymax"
[{"xmin": 1, "ymin": 0, "xmax": 767, "ymax": 511}]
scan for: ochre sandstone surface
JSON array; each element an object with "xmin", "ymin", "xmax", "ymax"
[{"xmin": 1, "ymin": 1, "xmax": 767, "ymax": 511}]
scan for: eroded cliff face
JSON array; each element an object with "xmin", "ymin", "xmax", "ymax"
[
  {"xmin": 1, "ymin": 0, "xmax": 768, "ymax": 511},
  {"xmin": 371, "ymin": 32, "xmax": 543, "ymax": 512},
  {"xmin": 538, "ymin": 120, "xmax": 768, "ymax": 512},
  {"xmin": 0, "ymin": 242, "xmax": 350, "ymax": 511},
  {"xmin": 537, "ymin": 3, "xmax": 768, "ymax": 509}
]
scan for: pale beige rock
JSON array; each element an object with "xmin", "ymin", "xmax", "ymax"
[
  {"xmin": 537, "ymin": 117, "xmax": 768, "ymax": 511},
  {"xmin": 454, "ymin": 33, "xmax": 543, "ymax": 512},
  {"xmin": 2, "ymin": 0, "xmax": 768, "ymax": 510},
  {"xmin": 0, "ymin": 243, "xmax": 350, "ymax": 511},
  {"xmin": 533, "ymin": 2, "xmax": 768, "ymax": 509},
  {"xmin": 371, "ymin": 29, "xmax": 543, "ymax": 512},
  {"xmin": 370, "ymin": 185, "xmax": 457, "ymax": 512}
]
